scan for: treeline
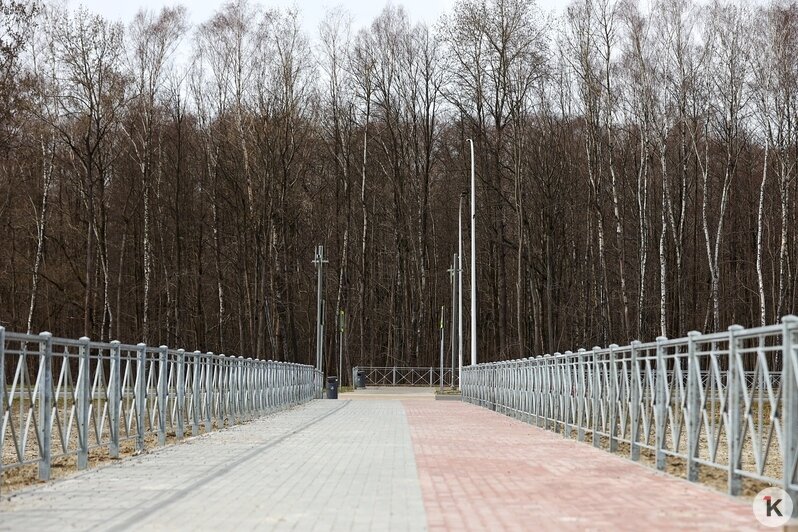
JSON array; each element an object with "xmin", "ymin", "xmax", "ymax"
[{"xmin": 0, "ymin": 0, "xmax": 796, "ymax": 372}]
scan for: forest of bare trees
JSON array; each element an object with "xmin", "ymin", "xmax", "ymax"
[{"xmin": 1, "ymin": 0, "xmax": 797, "ymax": 375}]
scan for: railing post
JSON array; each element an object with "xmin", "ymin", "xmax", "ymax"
[
  {"xmin": 217, "ymin": 354, "xmax": 226, "ymax": 425},
  {"xmin": 284, "ymin": 363, "xmax": 289, "ymax": 406},
  {"xmin": 485, "ymin": 364, "xmax": 490, "ymax": 407},
  {"xmin": 205, "ymin": 352, "xmax": 213, "ymax": 432},
  {"xmin": 249, "ymin": 359, "xmax": 254, "ymax": 413},
  {"xmin": 655, "ymin": 336, "xmax": 667, "ymax": 471},
  {"xmin": 487, "ymin": 364, "xmax": 493, "ymax": 410},
  {"xmin": 267, "ymin": 361, "xmax": 273, "ymax": 409},
  {"xmin": 242, "ymin": 358, "xmax": 248, "ymax": 415},
  {"xmin": 608, "ymin": 344, "xmax": 618, "ymax": 453},
  {"xmin": 296, "ymin": 364, "xmax": 304, "ymax": 404},
  {"xmin": 563, "ymin": 351, "xmax": 572, "ymax": 438},
  {"xmin": 38, "ymin": 331, "xmax": 53, "ymax": 481},
  {"xmin": 176, "ymin": 349, "xmax": 185, "ymax": 440},
  {"xmin": 277, "ymin": 360, "xmax": 286, "ymax": 410},
  {"xmin": 248, "ymin": 358, "xmax": 254, "ymax": 414},
  {"xmin": 781, "ymin": 315, "xmax": 798, "ymax": 513},
  {"xmin": 514, "ymin": 361, "xmax": 520, "ymax": 419},
  {"xmin": 0, "ymin": 327, "xmax": 5, "ymax": 477},
  {"xmin": 258, "ymin": 361, "xmax": 264, "ymax": 410},
  {"xmin": 493, "ymin": 363, "xmax": 499, "ymax": 411},
  {"xmin": 687, "ymin": 331, "xmax": 701, "ymax": 482},
  {"xmin": 238, "ymin": 357, "xmax": 243, "ymax": 414},
  {"xmin": 77, "ymin": 336, "xmax": 90, "ymax": 470},
  {"xmin": 277, "ymin": 362, "xmax": 283, "ymax": 409},
  {"xmin": 109, "ymin": 340, "xmax": 120, "ymax": 458},
  {"xmin": 727, "ymin": 325, "xmax": 743, "ymax": 496},
  {"xmin": 294, "ymin": 364, "xmax": 299, "ymax": 404},
  {"xmin": 592, "ymin": 347, "xmax": 600, "ymax": 448},
  {"xmin": 296, "ymin": 364, "xmax": 301, "ymax": 404},
  {"xmin": 260, "ymin": 360, "xmax": 265, "ymax": 410},
  {"xmin": 499, "ymin": 363, "xmax": 505, "ymax": 413},
  {"xmin": 277, "ymin": 362, "xmax": 283, "ymax": 408},
  {"xmin": 231, "ymin": 356, "xmax": 237, "ymax": 417},
  {"xmin": 246, "ymin": 358, "xmax": 252, "ymax": 415},
  {"xmin": 522, "ymin": 359, "xmax": 529, "ymax": 421},
  {"xmin": 264, "ymin": 361, "xmax": 270, "ymax": 409},
  {"xmin": 542, "ymin": 356, "xmax": 550, "ymax": 427},
  {"xmin": 550, "ymin": 355, "xmax": 559, "ymax": 429},
  {"xmin": 244, "ymin": 357, "xmax": 252, "ymax": 419},
  {"xmin": 192, "ymin": 351, "xmax": 201, "ymax": 435},
  {"xmin": 577, "ymin": 348, "xmax": 586, "ymax": 441},
  {"xmin": 293, "ymin": 364, "xmax": 298, "ymax": 404},
  {"xmin": 393, "ymin": 366, "xmax": 396, "ymax": 386},
  {"xmin": 158, "ymin": 345, "xmax": 167, "ymax": 446},
  {"xmin": 136, "ymin": 343, "xmax": 146, "ymax": 452},
  {"xmin": 287, "ymin": 363, "xmax": 292, "ymax": 406},
  {"xmin": 229, "ymin": 356, "xmax": 238, "ymax": 425},
  {"xmin": 630, "ymin": 340, "xmax": 641, "ymax": 461}
]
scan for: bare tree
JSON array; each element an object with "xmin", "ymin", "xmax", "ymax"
[{"xmin": 125, "ymin": 6, "xmax": 187, "ymax": 343}]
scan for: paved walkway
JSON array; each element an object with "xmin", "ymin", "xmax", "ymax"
[
  {"xmin": 406, "ymin": 401, "xmax": 759, "ymax": 531},
  {"xmin": 0, "ymin": 389, "xmax": 764, "ymax": 531}
]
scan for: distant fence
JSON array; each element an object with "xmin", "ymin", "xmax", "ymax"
[
  {"xmin": 353, "ymin": 366, "xmax": 459, "ymax": 387},
  {"xmin": 0, "ymin": 328, "xmax": 322, "ymax": 488},
  {"xmin": 462, "ymin": 317, "xmax": 798, "ymax": 499}
]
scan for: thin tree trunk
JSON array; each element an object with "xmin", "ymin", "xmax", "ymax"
[{"xmin": 757, "ymin": 141, "xmax": 769, "ymax": 326}]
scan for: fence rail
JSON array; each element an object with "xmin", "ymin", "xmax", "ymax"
[
  {"xmin": 462, "ymin": 317, "xmax": 798, "ymax": 500},
  {"xmin": 1, "ymin": 328, "xmax": 322, "ymax": 487},
  {"xmin": 353, "ymin": 366, "xmax": 458, "ymax": 387}
]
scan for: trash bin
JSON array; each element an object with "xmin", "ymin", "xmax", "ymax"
[
  {"xmin": 356, "ymin": 371, "xmax": 366, "ymax": 389},
  {"xmin": 327, "ymin": 376, "xmax": 339, "ymax": 399}
]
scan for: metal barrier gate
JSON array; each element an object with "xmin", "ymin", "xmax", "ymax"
[{"xmin": 352, "ymin": 366, "xmax": 459, "ymax": 387}]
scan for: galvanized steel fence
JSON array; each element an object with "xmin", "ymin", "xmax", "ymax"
[
  {"xmin": 1, "ymin": 328, "xmax": 322, "ymax": 487},
  {"xmin": 461, "ymin": 317, "xmax": 798, "ymax": 500},
  {"xmin": 353, "ymin": 366, "xmax": 458, "ymax": 387}
]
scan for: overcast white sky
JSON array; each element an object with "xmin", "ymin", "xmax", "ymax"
[{"xmin": 73, "ymin": 0, "xmax": 566, "ymax": 36}]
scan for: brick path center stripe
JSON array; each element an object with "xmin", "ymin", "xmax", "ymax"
[{"xmin": 403, "ymin": 400, "xmax": 762, "ymax": 531}]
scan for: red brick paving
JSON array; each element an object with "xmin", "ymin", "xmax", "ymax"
[{"xmin": 404, "ymin": 401, "xmax": 762, "ymax": 531}]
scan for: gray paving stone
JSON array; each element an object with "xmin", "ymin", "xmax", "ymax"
[{"xmin": 0, "ymin": 400, "xmax": 427, "ymax": 531}]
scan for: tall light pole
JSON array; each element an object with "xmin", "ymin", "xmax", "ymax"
[
  {"xmin": 313, "ymin": 245, "xmax": 328, "ymax": 373},
  {"xmin": 468, "ymin": 138, "xmax": 477, "ymax": 366},
  {"xmin": 439, "ymin": 305, "xmax": 445, "ymax": 391},
  {"xmin": 338, "ymin": 309, "xmax": 344, "ymax": 380},
  {"xmin": 448, "ymin": 254, "xmax": 457, "ymax": 388},
  {"xmin": 458, "ymin": 196, "xmax": 464, "ymax": 386}
]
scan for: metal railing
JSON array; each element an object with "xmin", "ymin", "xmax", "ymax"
[
  {"xmin": 1, "ymin": 328, "xmax": 323, "ymax": 487},
  {"xmin": 462, "ymin": 317, "xmax": 798, "ymax": 500},
  {"xmin": 353, "ymin": 366, "xmax": 459, "ymax": 387}
]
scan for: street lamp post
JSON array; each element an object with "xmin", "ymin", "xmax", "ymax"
[
  {"xmin": 458, "ymin": 196, "xmax": 464, "ymax": 386},
  {"xmin": 338, "ymin": 309, "xmax": 344, "ymax": 382},
  {"xmin": 313, "ymin": 245, "xmax": 328, "ymax": 374},
  {"xmin": 468, "ymin": 139, "xmax": 477, "ymax": 367},
  {"xmin": 439, "ymin": 306, "xmax": 445, "ymax": 391},
  {"xmin": 448, "ymin": 254, "xmax": 457, "ymax": 388}
]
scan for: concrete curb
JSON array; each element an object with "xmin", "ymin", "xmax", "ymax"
[{"xmin": 434, "ymin": 394, "xmax": 462, "ymax": 401}]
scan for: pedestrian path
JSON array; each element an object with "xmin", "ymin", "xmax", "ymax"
[
  {"xmin": 0, "ymin": 389, "xmax": 764, "ymax": 531},
  {"xmin": 406, "ymin": 401, "xmax": 759, "ymax": 531}
]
